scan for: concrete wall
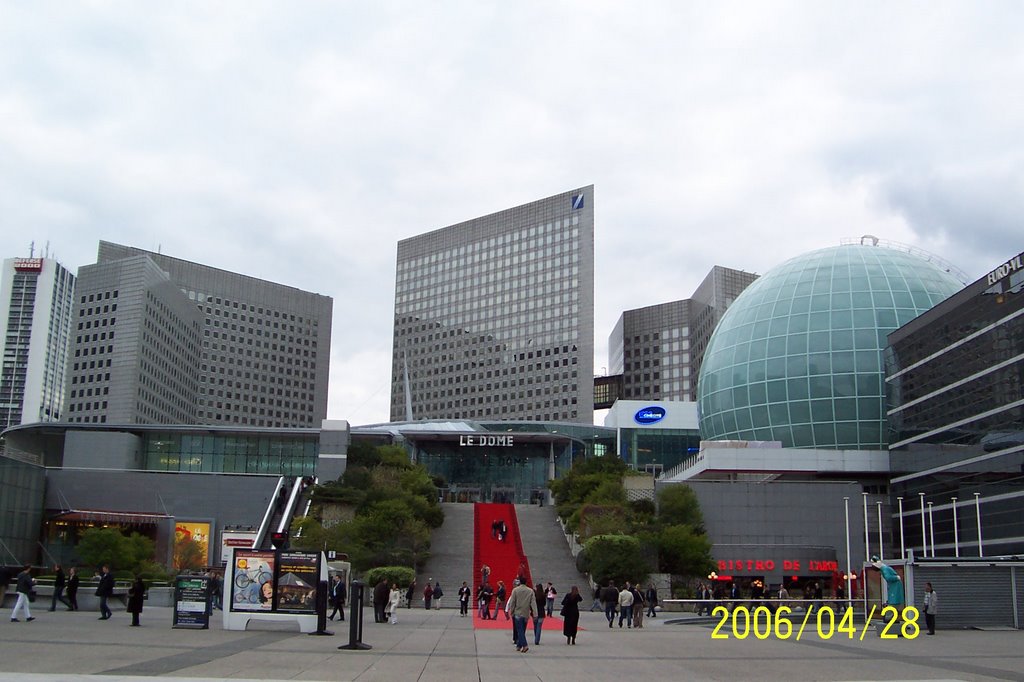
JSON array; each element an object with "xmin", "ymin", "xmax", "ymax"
[
  {"xmin": 63, "ymin": 430, "xmax": 143, "ymax": 470},
  {"xmin": 658, "ymin": 479, "xmax": 869, "ymax": 579}
]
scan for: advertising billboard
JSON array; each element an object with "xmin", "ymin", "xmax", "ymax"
[
  {"xmin": 174, "ymin": 521, "xmax": 211, "ymax": 570},
  {"xmin": 275, "ymin": 551, "xmax": 320, "ymax": 613},
  {"xmin": 230, "ymin": 549, "xmax": 275, "ymax": 611}
]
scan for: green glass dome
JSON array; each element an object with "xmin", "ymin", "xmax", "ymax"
[{"xmin": 697, "ymin": 244, "xmax": 962, "ymax": 449}]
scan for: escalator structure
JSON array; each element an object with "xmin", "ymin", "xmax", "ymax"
[{"xmin": 253, "ymin": 475, "xmax": 316, "ymax": 550}]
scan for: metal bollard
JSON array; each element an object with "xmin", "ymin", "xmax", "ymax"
[{"xmin": 338, "ymin": 580, "xmax": 372, "ymax": 650}]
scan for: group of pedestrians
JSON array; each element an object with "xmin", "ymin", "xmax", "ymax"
[
  {"xmin": 597, "ymin": 580, "xmax": 658, "ymax": 629},
  {"xmin": 5, "ymin": 564, "xmax": 145, "ymax": 626}
]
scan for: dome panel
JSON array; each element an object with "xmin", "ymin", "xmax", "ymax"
[{"xmin": 697, "ymin": 244, "xmax": 963, "ymax": 449}]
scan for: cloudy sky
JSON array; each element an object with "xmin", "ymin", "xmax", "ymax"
[{"xmin": 2, "ymin": 1, "xmax": 1021, "ymax": 425}]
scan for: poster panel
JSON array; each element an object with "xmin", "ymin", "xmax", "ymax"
[
  {"xmin": 174, "ymin": 521, "xmax": 211, "ymax": 570},
  {"xmin": 275, "ymin": 551, "xmax": 319, "ymax": 613},
  {"xmin": 221, "ymin": 529, "xmax": 257, "ymax": 565},
  {"xmin": 173, "ymin": 575, "xmax": 211, "ymax": 629},
  {"xmin": 230, "ymin": 549, "xmax": 275, "ymax": 611}
]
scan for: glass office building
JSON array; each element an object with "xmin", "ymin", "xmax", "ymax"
[
  {"xmin": 886, "ymin": 250, "xmax": 1024, "ymax": 556},
  {"xmin": 390, "ymin": 187, "xmax": 594, "ymax": 423},
  {"xmin": 698, "ymin": 242, "xmax": 963, "ymax": 449}
]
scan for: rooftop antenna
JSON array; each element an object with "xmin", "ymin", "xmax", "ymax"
[
  {"xmin": 29, "ymin": 241, "xmax": 35, "ymax": 258},
  {"xmin": 45, "ymin": 240, "xmax": 50, "ymax": 258}
]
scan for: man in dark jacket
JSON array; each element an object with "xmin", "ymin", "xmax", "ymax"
[
  {"xmin": 601, "ymin": 580, "xmax": 618, "ymax": 627},
  {"xmin": 328, "ymin": 574, "xmax": 346, "ymax": 621},
  {"xmin": 96, "ymin": 565, "xmax": 114, "ymax": 620},
  {"xmin": 373, "ymin": 578, "xmax": 389, "ymax": 623},
  {"xmin": 49, "ymin": 565, "xmax": 71, "ymax": 611},
  {"xmin": 127, "ymin": 574, "xmax": 146, "ymax": 626},
  {"xmin": 0, "ymin": 565, "xmax": 11, "ymax": 607}
]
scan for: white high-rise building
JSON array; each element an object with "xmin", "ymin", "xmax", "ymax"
[{"xmin": 0, "ymin": 256, "xmax": 76, "ymax": 430}]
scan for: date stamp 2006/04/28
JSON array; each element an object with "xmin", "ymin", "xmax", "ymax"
[{"xmin": 709, "ymin": 605, "xmax": 920, "ymax": 641}]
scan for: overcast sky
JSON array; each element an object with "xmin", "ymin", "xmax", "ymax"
[{"xmin": 2, "ymin": 1, "xmax": 1022, "ymax": 425}]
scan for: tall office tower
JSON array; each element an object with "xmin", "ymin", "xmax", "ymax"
[
  {"xmin": 391, "ymin": 186, "xmax": 595, "ymax": 423},
  {"xmin": 0, "ymin": 256, "xmax": 76, "ymax": 430},
  {"xmin": 609, "ymin": 265, "xmax": 757, "ymax": 403},
  {"xmin": 65, "ymin": 255, "xmax": 203, "ymax": 424},
  {"xmin": 80, "ymin": 242, "xmax": 333, "ymax": 427}
]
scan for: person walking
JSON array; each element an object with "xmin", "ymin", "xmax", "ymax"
[
  {"xmin": 458, "ymin": 581, "xmax": 471, "ymax": 617},
  {"xmin": 423, "ymin": 581, "xmax": 434, "ymax": 610},
  {"xmin": 96, "ymin": 565, "xmax": 114, "ymax": 620},
  {"xmin": 532, "ymin": 583, "xmax": 545, "ymax": 645},
  {"xmin": 432, "ymin": 581, "xmax": 443, "ymax": 609},
  {"xmin": 373, "ymin": 578, "xmax": 389, "ymax": 623},
  {"xmin": 387, "ymin": 583, "xmax": 402, "ymax": 624},
  {"xmin": 561, "ymin": 585, "xmax": 583, "ymax": 645},
  {"xmin": 507, "ymin": 578, "xmax": 537, "ymax": 653},
  {"xmin": 544, "ymin": 582, "xmax": 557, "ymax": 617},
  {"xmin": 631, "ymin": 583, "xmax": 645, "ymax": 628},
  {"xmin": 923, "ymin": 582, "xmax": 938, "ymax": 635},
  {"xmin": 405, "ymin": 579, "xmax": 416, "ymax": 609},
  {"xmin": 9, "ymin": 565, "xmax": 35, "ymax": 623},
  {"xmin": 645, "ymin": 583, "xmax": 658, "ymax": 618},
  {"xmin": 493, "ymin": 580, "xmax": 509, "ymax": 620},
  {"xmin": 127, "ymin": 574, "xmax": 145, "ymax": 626},
  {"xmin": 602, "ymin": 580, "xmax": 618, "ymax": 627},
  {"xmin": 0, "ymin": 565, "xmax": 11, "ymax": 607},
  {"xmin": 49, "ymin": 564, "xmax": 71, "ymax": 611},
  {"xmin": 589, "ymin": 585, "xmax": 602, "ymax": 612},
  {"xmin": 328, "ymin": 574, "xmax": 346, "ymax": 621},
  {"xmin": 66, "ymin": 567, "xmax": 80, "ymax": 611},
  {"xmin": 618, "ymin": 582, "xmax": 634, "ymax": 628}
]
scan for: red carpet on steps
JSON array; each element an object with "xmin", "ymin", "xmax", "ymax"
[{"xmin": 472, "ymin": 502, "xmax": 562, "ymax": 631}]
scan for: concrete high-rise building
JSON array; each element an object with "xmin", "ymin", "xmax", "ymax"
[
  {"xmin": 391, "ymin": 186, "xmax": 595, "ymax": 423},
  {"xmin": 608, "ymin": 265, "xmax": 757, "ymax": 403},
  {"xmin": 0, "ymin": 256, "xmax": 76, "ymax": 430},
  {"xmin": 64, "ymin": 242, "xmax": 333, "ymax": 427},
  {"xmin": 65, "ymin": 255, "xmax": 202, "ymax": 424}
]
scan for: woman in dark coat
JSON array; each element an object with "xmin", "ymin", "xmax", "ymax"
[
  {"xmin": 66, "ymin": 567, "xmax": 80, "ymax": 611},
  {"xmin": 561, "ymin": 585, "xmax": 583, "ymax": 645},
  {"xmin": 127, "ymin": 575, "xmax": 146, "ymax": 626}
]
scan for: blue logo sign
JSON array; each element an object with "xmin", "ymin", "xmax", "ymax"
[
  {"xmin": 633, "ymin": 406, "xmax": 666, "ymax": 425},
  {"xmin": 571, "ymin": 194, "xmax": 585, "ymax": 210}
]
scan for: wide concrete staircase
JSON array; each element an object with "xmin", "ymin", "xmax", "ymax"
[
  {"xmin": 515, "ymin": 503, "xmax": 589, "ymax": 596},
  {"xmin": 418, "ymin": 503, "xmax": 475, "ymax": 602}
]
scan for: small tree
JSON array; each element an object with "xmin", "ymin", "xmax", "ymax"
[
  {"xmin": 583, "ymin": 534, "xmax": 650, "ymax": 586},
  {"xmin": 658, "ymin": 524, "xmax": 714, "ymax": 577},
  {"xmin": 77, "ymin": 527, "xmax": 158, "ymax": 577},
  {"xmin": 657, "ymin": 484, "xmax": 704, "ymax": 529},
  {"xmin": 364, "ymin": 566, "xmax": 416, "ymax": 589}
]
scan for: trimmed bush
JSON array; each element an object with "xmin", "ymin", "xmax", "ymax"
[
  {"xmin": 364, "ymin": 565, "xmax": 415, "ymax": 589},
  {"xmin": 583, "ymin": 534, "xmax": 650, "ymax": 586}
]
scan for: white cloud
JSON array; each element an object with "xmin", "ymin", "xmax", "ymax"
[{"xmin": 1, "ymin": 1, "xmax": 1021, "ymax": 424}]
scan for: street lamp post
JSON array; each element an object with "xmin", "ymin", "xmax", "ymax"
[
  {"xmin": 876, "ymin": 501, "xmax": 884, "ymax": 561},
  {"xmin": 927, "ymin": 502, "xmax": 935, "ymax": 557},
  {"xmin": 974, "ymin": 492, "xmax": 983, "ymax": 557},
  {"xmin": 862, "ymin": 492, "xmax": 870, "ymax": 563},
  {"xmin": 844, "ymin": 496, "xmax": 852, "ymax": 610},
  {"xmin": 951, "ymin": 497, "xmax": 960, "ymax": 557},
  {"xmin": 897, "ymin": 496, "xmax": 905, "ymax": 559},
  {"xmin": 918, "ymin": 493, "xmax": 927, "ymax": 557}
]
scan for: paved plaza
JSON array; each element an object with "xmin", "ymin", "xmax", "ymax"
[{"xmin": 1, "ymin": 605, "xmax": 1022, "ymax": 682}]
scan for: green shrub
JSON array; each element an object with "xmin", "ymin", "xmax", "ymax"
[
  {"xmin": 364, "ymin": 566, "xmax": 415, "ymax": 588},
  {"xmin": 583, "ymin": 534, "xmax": 650, "ymax": 586}
]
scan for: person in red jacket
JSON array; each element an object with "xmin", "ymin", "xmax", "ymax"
[{"xmin": 423, "ymin": 581, "xmax": 434, "ymax": 609}]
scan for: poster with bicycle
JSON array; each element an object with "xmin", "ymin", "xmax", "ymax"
[{"xmin": 231, "ymin": 549, "xmax": 276, "ymax": 611}]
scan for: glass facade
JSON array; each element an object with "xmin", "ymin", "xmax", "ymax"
[
  {"xmin": 887, "ymin": 251, "xmax": 1024, "ymax": 556},
  {"xmin": 142, "ymin": 431, "xmax": 318, "ymax": 475},
  {"xmin": 698, "ymin": 244, "xmax": 963, "ymax": 449},
  {"xmin": 390, "ymin": 187, "xmax": 595, "ymax": 423},
  {"xmin": 0, "ymin": 455, "xmax": 46, "ymax": 564},
  {"xmin": 619, "ymin": 427, "xmax": 701, "ymax": 472}
]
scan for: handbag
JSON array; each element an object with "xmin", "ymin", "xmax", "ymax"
[{"xmin": 28, "ymin": 589, "xmax": 37, "ymax": 603}]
